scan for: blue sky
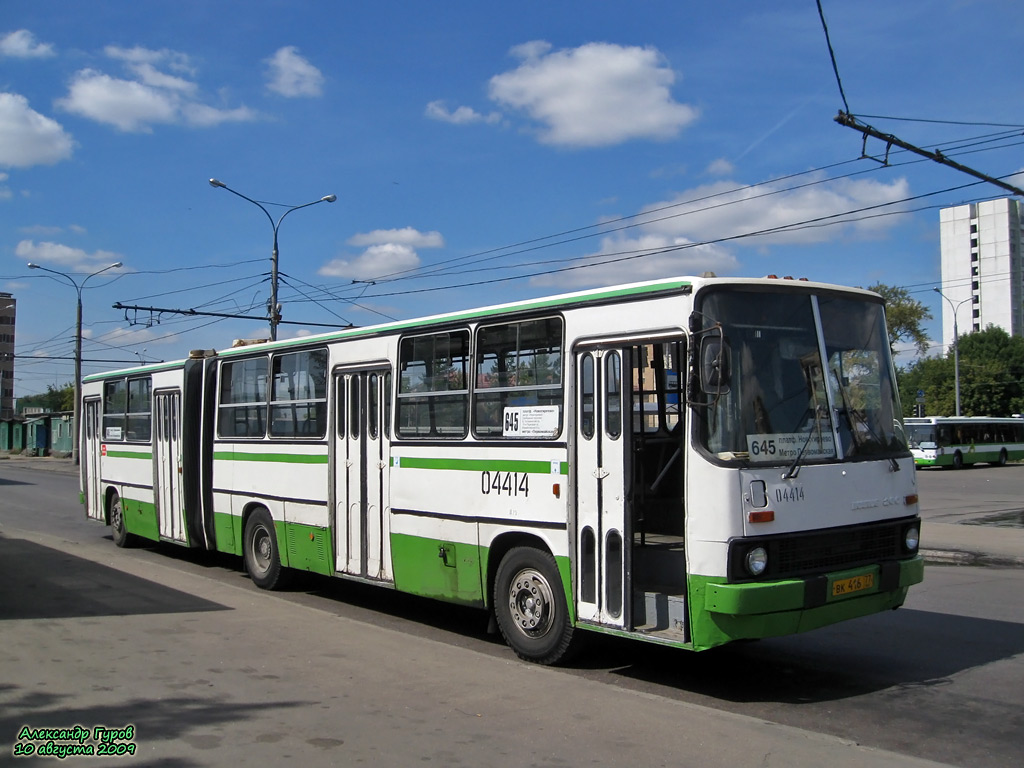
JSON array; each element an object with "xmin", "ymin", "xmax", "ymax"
[{"xmin": 1, "ymin": 0, "xmax": 1022, "ymax": 399}]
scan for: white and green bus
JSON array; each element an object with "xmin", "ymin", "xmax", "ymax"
[
  {"xmin": 81, "ymin": 274, "xmax": 923, "ymax": 664},
  {"xmin": 905, "ymin": 416, "xmax": 1024, "ymax": 469}
]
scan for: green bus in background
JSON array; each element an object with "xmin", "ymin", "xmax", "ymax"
[{"xmin": 905, "ymin": 416, "xmax": 1024, "ymax": 468}]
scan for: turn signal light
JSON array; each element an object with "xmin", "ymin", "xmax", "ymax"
[
  {"xmin": 905, "ymin": 494, "xmax": 919, "ymax": 506},
  {"xmin": 748, "ymin": 510, "xmax": 775, "ymax": 523}
]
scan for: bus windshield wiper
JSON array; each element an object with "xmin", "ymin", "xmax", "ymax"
[{"xmin": 782, "ymin": 405, "xmax": 824, "ymax": 479}]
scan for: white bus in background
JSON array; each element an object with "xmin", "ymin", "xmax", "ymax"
[
  {"xmin": 80, "ymin": 274, "xmax": 923, "ymax": 664},
  {"xmin": 905, "ymin": 416, "xmax": 1024, "ymax": 468}
]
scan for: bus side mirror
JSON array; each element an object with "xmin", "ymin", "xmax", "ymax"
[{"xmin": 700, "ymin": 337, "xmax": 731, "ymax": 394}]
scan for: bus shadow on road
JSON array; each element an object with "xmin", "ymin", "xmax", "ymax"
[
  {"xmin": 0, "ymin": 535, "xmax": 229, "ymax": 621},
  {"xmin": 587, "ymin": 605, "xmax": 1024, "ymax": 703}
]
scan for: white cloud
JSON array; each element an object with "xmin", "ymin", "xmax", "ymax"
[
  {"xmin": 532, "ymin": 174, "xmax": 911, "ymax": 291},
  {"xmin": 488, "ymin": 41, "xmax": 698, "ymax": 147},
  {"xmin": 425, "ymin": 100, "xmax": 501, "ymax": 125},
  {"xmin": 347, "ymin": 227, "xmax": 444, "ymax": 249},
  {"xmin": 0, "ymin": 172, "xmax": 10, "ymax": 201},
  {"xmin": 16, "ymin": 240, "xmax": 124, "ymax": 272},
  {"xmin": 319, "ymin": 243, "xmax": 421, "ymax": 280},
  {"xmin": 55, "ymin": 46, "xmax": 257, "ymax": 133},
  {"xmin": 57, "ymin": 70, "xmax": 178, "ymax": 132},
  {"xmin": 321, "ymin": 227, "xmax": 444, "ymax": 280},
  {"xmin": 705, "ymin": 158, "xmax": 734, "ymax": 177},
  {"xmin": 0, "ymin": 30, "xmax": 55, "ymax": 59},
  {"xmin": 0, "ymin": 93, "xmax": 75, "ymax": 167},
  {"xmin": 532, "ymin": 234, "xmax": 738, "ymax": 289},
  {"xmin": 265, "ymin": 46, "xmax": 324, "ymax": 97},
  {"xmin": 637, "ymin": 175, "xmax": 912, "ymax": 247}
]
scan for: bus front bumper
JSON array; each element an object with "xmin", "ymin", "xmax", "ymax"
[{"xmin": 703, "ymin": 556, "xmax": 924, "ymax": 617}]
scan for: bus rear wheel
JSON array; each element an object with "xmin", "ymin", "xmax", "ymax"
[
  {"xmin": 494, "ymin": 546, "xmax": 575, "ymax": 665},
  {"xmin": 109, "ymin": 492, "xmax": 136, "ymax": 548},
  {"xmin": 243, "ymin": 508, "xmax": 288, "ymax": 590}
]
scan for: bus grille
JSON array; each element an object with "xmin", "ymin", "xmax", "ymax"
[{"xmin": 727, "ymin": 517, "xmax": 918, "ymax": 582}]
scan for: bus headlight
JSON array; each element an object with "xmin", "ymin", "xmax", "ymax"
[
  {"xmin": 745, "ymin": 546, "xmax": 768, "ymax": 576},
  {"xmin": 904, "ymin": 526, "xmax": 920, "ymax": 552}
]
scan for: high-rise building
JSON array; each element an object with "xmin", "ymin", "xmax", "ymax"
[
  {"xmin": 0, "ymin": 292, "xmax": 15, "ymax": 419},
  {"xmin": 938, "ymin": 198, "xmax": 1024, "ymax": 351}
]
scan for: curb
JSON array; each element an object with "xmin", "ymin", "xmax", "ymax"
[{"xmin": 922, "ymin": 548, "xmax": 1024, "ymax": 568}]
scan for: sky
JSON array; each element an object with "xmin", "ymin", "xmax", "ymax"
[{"xmin": 1, "ymin": 0, "xmax": 1022, "ymax": 400}]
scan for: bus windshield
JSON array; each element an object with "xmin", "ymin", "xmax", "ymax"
[
  {"xmin": 906, "ymin": 424, "xmax": 937, "ymax": 449},
  {"xmin": 696, "ymin": 288, "xmax": 908, "ymax": 464}
]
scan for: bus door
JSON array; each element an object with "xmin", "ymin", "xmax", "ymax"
[
  {"xmin": 82, "ymin": 398, "xmax": 104, "ymax": 522},
  {"xmin": 333, "ymin": 367, "xmax": 392, "ymax": 581},
  {"xmin": 154, "ymin": 390, "xmax": 187, "ymax": 542},
  {"xmin": 574, "ymin": 347, "xmax": 630, "ymax": 629}
]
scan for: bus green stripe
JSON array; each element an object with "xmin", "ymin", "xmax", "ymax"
[
  {"xmin": 213, "ymin": 451, "xmax": 329, "ymax": 464},
  {"xmin": 396, "ymin": 456, "xmax": 567, "ymax": 474},
  {"xmin": 104, "ymin": 450, "xmax": 152, "ymax": 460}
]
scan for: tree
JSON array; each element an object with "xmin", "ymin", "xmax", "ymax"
[
  {"xmin": 865, "ymin": 283, "xmax": 932, "ymax": 356},
  {"xmin": 897, "ymin": 326, "xmax": 1024, "ymax": 417},
  {"xmin": 16, "ymin": 383, "xmax": 74, "ymax": 414}
]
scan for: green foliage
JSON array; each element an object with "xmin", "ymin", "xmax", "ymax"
[
  {"xmin": 897, "ymin": 326, "xmax": 1024, "ymax": 417},
  {"xmin": 17, "ymin": 383, "xmax": 74, "ymax": 414},
  {"xmin": 865, "ymin": 283, "xmax": 932, "ymax": 355}
]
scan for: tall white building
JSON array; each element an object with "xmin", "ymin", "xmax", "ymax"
[{"xmin": 938, "ymin": 198, "xmax": 1024, "ymax": 351}]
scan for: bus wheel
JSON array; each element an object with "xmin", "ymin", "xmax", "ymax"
[
  {"xmin": 996, "ymin": 449, "xmax": 1008, "ymax": 467},
  {"xmin": 110, "ymin": 492, "xmax": 135, "ymax": 548},
  {"xmin": 494, "ymin": 547, "xmax": 574, "ymax": 665},
  {"xmin": 243, "ymin": 509, "xmax": 288, "ymax": 590},
  {"xmin": 952, "ymin": 451, "xmax": 964, "ymax": 470}
]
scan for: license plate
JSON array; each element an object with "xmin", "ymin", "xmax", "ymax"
[{"xmin": 831, "ymin": 573, "xmax": 874, "ymax": 597}]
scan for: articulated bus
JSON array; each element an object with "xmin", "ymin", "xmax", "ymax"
[
  {"xmin": 905, "ymin": 416, "xmax": 1024, "ymax": 469},
  {"xmin": 81, "ymin": 274, "xmax": 923, "ymax": 664}
]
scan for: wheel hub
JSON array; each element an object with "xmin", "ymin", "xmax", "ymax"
[{"xmin": 508, "ymin": 568, "xmax": 553, "ymax": 637}]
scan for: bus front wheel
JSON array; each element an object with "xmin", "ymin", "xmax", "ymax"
[
  {"xmin": 243, "ymin": 509, "xmax": 288, "ymax": 590},
  {"xmin": 494, "ymin": 546, "xmax": 575, "ymax": 665},
  {"xmin": 996, "ymin": 449, "xmax": 1008, "ymax": 467},
  {"xmin": 952, "ymin": 451, "xmax": 964, "ymax": 470}
]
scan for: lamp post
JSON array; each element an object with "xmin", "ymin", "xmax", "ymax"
[
  {"xmin": 933, "ymin": 287, "xmax": 971, "ymax": 417},
  {"xmin": 209, "ymin": 179, "xmax": 336, "ymax": 342},
  {"xmin": 27, "ymin": 261, "xmax": 123, "ymax": 464}
]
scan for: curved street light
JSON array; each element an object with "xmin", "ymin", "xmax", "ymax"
[
  {"xmin": 27, "ymin": 261, "xmax": 123, "ymax": 464},
  {"xmin": 209, "ymin": 179, "xmax": 336, "ymax": 342},
  {"xmin": 933, "ymin": 287, "xmax": 972, "ymax": 417}
]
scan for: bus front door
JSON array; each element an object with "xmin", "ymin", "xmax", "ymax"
[
  {"xmin": 574, "ymin": 348, "xmax": 630, "ymax": 629},
  {"xmin": 82, "ymin": 398, "xmax": 103, "ymax": 522},
  {"xmin": 154, "ymin": 390, "xmax": 187, "ymax": 542},
  {"xmin": 333, "ymin": 368, "xmax": 392, "ymax": 582}
]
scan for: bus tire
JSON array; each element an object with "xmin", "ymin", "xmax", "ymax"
[
  {"xmin": 494, "ymin": 546, "xmax": 575, "ymax": 665},
  {"xmin": 243, "ymin": 508, "xmax": 288, "ymax": 590},
  {"xmin": 996, "ymin": 449, "xmax": 1008, "ymax": 467},
  {"xmin": 109, "ymin": 492, "xmax": 136, "ymax": 548},
  {"xmin": 952, "ymin": 451, "xmax": 964, "ymax": 470}
]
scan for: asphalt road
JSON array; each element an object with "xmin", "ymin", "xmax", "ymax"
[{"xmin": 1, "ymin": 462, "xmax": 1022, "ymax": 767}]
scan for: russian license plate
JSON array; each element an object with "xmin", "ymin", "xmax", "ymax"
[{"xmin": 831, "ymin": 573, "xmax": 874, "ymax": 597}]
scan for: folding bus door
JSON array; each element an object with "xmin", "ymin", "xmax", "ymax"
[
  {"xmin": 154, "ymin": 390, "xmax": 187, "ymax": 542},
  {"xmin": 333, "ymin": 367, "xmax": 392, "ymax": 581},
  {"xmin": 574, "ymin": 347, "xmax": 631, "ymax": 629},
  {"xmin": 82, "ymin": 398, "xmax": 104, "ymax": 522}
]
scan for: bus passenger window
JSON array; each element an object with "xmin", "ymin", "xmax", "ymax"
[
  {"xmin": 473, "ymin": 316, "xmax": 563, "ymax": 439},
  {"xmin": 397, "ymin": 330, "xmax": 470, "ymax": 438}
]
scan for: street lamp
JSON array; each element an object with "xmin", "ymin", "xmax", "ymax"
[
  {"xmin": 933, "ymin": 287, "xmax": 972, "ymax": 417},
  {"xmin": 209, "ymin": 179, "xmax": 336, "ymax": 341},
  {"xmin": 27, "ymin": 261, "xmax": 123, "ymax": 464}
]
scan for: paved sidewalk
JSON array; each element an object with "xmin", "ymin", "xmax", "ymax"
[{"xmin": 2, "ymin": 452, "xmax": 1021, "ymax": 568}]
